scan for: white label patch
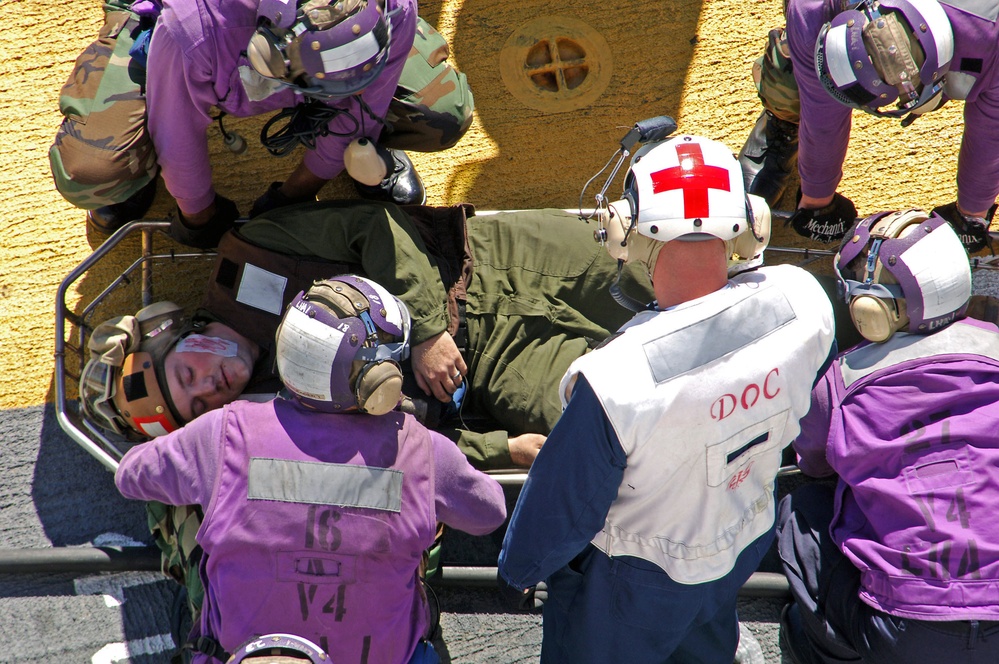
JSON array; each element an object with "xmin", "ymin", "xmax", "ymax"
[
  {"xmin": 175, "ymin": 335, "xmax": 238, "ymax": 357},
  {"xmin": 236, "ymin": 263, "xmax": 288, "ymax": 316},
  {"xmin": 238, "ymin": 65, "xmax": 287, "ymax": 102}
]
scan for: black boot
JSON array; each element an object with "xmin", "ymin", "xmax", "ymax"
[
  {"xmin": 778, "ymin": 603, "xmax": 809, "ymax": 664},
  {"xmin": 86, "ymin": 178, "xmax": 159, "ymax": 235},
  {"xmin": 738, "ymin": 111, "xmax": 799, "ymax": 208},
  {"xmin": 352, "ymin": 146, "xmax": 426, "ymax": 206}
]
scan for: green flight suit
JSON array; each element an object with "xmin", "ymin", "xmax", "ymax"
[{"xmin": 243, "ymin": 201, "xmax": 654, "ymax": 468}]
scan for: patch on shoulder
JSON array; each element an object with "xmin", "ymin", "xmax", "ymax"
[{"xmin": 644, "ymin": 286, "xmax": 796, "ymax": 384}]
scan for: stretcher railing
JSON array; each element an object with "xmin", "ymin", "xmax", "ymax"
[
  {"xmin": 53, "ymin": 213, "xmax": 999, "ymax": 602},
  {"xmin": 55, "ymin": 215, "xmax": 999, "ymax": 480}
]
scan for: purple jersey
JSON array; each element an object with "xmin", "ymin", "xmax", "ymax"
[
  {"xmin": 146, "ymin": 0, "xmax": 416, "ymax": 214},
  {"xmin": 795, "ymin": 318, "xmax": 999, "ymax": 620},
  {"xmin": 787, "ymin": 0, "xmax": 999, "ymax": 213},
  {"xmin": 116, "ymin": 398, "xmax": 506, "ymax": 663}
]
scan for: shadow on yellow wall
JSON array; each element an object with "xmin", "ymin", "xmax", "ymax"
[{"xmin": 7, "ymin": 0, "xmax": 968, "ymax": 410}]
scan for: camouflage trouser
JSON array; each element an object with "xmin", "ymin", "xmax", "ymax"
[
  {"xmin": 147, "ymin": 501, "xmax": 205, "ymax": 622},
  {"xmin": 49, "ymin": 1, "xmax": 158, "ymax": 210},
  {"xmin": 752, "ymin": 27, "xmax": 801, "ymax": 124},
  {"xmin": 381, "ymin": 18, "xmax": 475, "ymax": 152},
  {"xmin": 50, "ymin": 9, "xmax": 473, "ymax": 209}
]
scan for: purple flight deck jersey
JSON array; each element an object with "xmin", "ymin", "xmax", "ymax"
[
  {"xmin": 794, "ymin": 318, "xmax": 999, "ymax": 621},
  {"xmin": 786, "ymin": 0, "xmax": 999, "ymax": 213},
  {"xmin": 116, "ymin": 398, "xmax": 506, "ymax": 663},
  {"xmin": 146, "ymin": 0, "xmax": 416, "ymax": 215}
]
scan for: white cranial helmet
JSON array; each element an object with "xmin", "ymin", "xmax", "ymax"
[{"xmin": 624, "ymin": 134, "xmax": 752, "ymax": 243}]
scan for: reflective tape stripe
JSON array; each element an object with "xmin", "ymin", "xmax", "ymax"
[
  {"xmin": 248, "ymin": 458, "xmax": 402, "ymax": 512},
  {"xmin": 841, "ymin": 323, "xmax": 999, "ymax": 388},
  {"xmin": 320, "ymin": 32, "xmax": 380, "ymax": 73},
  {"xmin": 644, "ymin": 286, "xmax": 797, "ymax": 384},
  {"xmin": 941, "ymin": 0, "xmax": 999, "ymax": 22}
]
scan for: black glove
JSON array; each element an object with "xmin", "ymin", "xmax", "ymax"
[
  {"xmin": 497, "ymin": 578, "xmax": 547, "ymax": 612},
  {"xmin": 249, "ymin": 181, "xmax": 318, "ymax": 218},
  {"xmin": 931, "ymin": 201, "xmax": 996, "ymax": 254},
  {"xmin": 169, "ymin": 194, "xmax": 240, "ymax": 249},
  {"xmin": 787, "ymin": 192, "xmax": 857, "ymax": 244}
]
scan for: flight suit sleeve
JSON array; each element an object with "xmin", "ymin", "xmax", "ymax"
[{"xmin": 241, "ymin": 201, "xmax": 451, "ymax": 345}]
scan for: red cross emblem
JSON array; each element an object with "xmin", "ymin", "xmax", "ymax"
[{"xmin": 649, "ymin": 143, "xmax": 731, "ymax": 219}]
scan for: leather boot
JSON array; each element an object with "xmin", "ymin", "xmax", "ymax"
[
  {"xmin": 738, "ymin": 111, "xmax": 799, "ymax": 208},
  {"xmin": 778, "ymin": 603, "xmax": 810, "ymax": 664},
  {"xmin": 352, "ymin": 146, "xmax": 426, "ymax": 206},
  {"xmin": 86, "ymin": 179, "xmax": 158, "ymax": 235}
]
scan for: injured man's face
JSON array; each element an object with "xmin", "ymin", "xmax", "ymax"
[{"xmin": 164, "ymin": 322, "xmax": 260, "ymax": 421}]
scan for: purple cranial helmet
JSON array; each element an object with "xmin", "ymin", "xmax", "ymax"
[
  {"xmin": 248, "ymin": 0, "xmax": 391, "ymax": 99},
  {"xmin": 275, "ymin": 275, "xmax": 410, "ymax": 415},
  {"xmin": 230, "ymin": 633, "xmax": 329, "ymax": 664},
  {"xmin": 815, "ymin": 0, "xmax": 954, "ymax": 117},
  {"xmin": 835, "ymin": 209, "xmax": 971, "ymax": 342}
]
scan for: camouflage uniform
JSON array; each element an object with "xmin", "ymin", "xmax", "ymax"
[
  {"xmin": 752, "ymin": 27, "xmax": 800, "ymax": 123},
  {"xmin": 49, "ymin": 1, "xmax": 158, "ymax": 210},
  {"xmin": 382, "ymin": 18, "xmax": 475, "ymax": 152},
  {"xmin": 147, "ymin": 501, "xmax": 205, "ymax": 621},
  {"xmin": 50, "ymin": 3, "xmax": 474, "ymax": 210}
]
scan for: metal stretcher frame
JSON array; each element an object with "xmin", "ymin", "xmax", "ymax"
[
  {"xmin": 53, "ymin": 218, "xmax": 543, "ymax": 483},
  {"xmin": 56, "ymin": 220, "xmax": 203, "ymax": 473},
  {"xmin": 55, "ymin": 215, "xmax": 999, "ymax": 481}
]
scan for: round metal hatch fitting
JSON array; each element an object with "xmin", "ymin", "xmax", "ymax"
[{"xmin": 499, "ymin": 16, "xmax": 613, "ymax": 113}]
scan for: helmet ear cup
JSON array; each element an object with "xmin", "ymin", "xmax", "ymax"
[
  {"xmin": 849, "ymin": 294, "xmax": 908, "ymax": 343},
  {"xmin": 727, "ymin": 194, "xmax": 772, "ymax": 271},
  {"xmin": 602, "ymin": 200, "xmax": 636, "ymax": 262},
  {"xmin": 248, "ymin": 28, "xmax": 290, "ymax": 79},
  {"xmin": 623, "ymin": 172, "xmax": 638, "ymax": 222},
  {"xmin": 355, "ymin": 360, "xmax": 404, "ymax": 415}
]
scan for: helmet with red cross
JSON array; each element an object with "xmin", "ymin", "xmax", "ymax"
[{"xmin": 623, "ymin": 134, "xmax": 753, "ymax": 243}]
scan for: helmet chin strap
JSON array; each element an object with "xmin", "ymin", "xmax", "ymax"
[{"xmin": 609, "ymin": 260, "xmax": 653, "ymax": 312}]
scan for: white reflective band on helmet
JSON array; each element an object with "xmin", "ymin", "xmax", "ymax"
[
  {"xmin": 910, "ymin": 0, "xmax": 955, "ymax": 65},
  {"xmin": 824, "ymin": 23, "xmax": 856, "ymax": 87},
  {"xmin": 278, "ymin": 306, "xmax": 348, "ymax": 401},
  {"xmin": 321, "ymin": 31, "xmax": 381, "ymax": 73},
  {"xmin": 174, "ymin": 335, "xmax": 239, "ymax": 357},
  {"xmin": 901, "ymin": 223, "xmax": 971, "ymax": 319},
  {"xmin": 355, "ymin": 275, "xmax": 411, "ymax": 361}
]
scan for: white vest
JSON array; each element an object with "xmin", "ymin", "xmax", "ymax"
[{"xmin": 561, "ymin": 265, "xmax": 834, "ymax": 584}]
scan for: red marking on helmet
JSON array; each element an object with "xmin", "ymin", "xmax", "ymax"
[
  {"xmin": 649, "ymin": 143, "xmax": 730, "ymax": 219},
  {"xmin": 133, "ymin": 413, "xmax": 177, "ymax": 438}
]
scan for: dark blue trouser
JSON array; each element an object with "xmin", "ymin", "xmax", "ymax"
[
  {"xmin": 777, "ymin": 483, "xmax": 999, "ymax": 664},
  {"xmin": 539, "ymin": 530, "xmax": 774, "ymax": 664}
]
